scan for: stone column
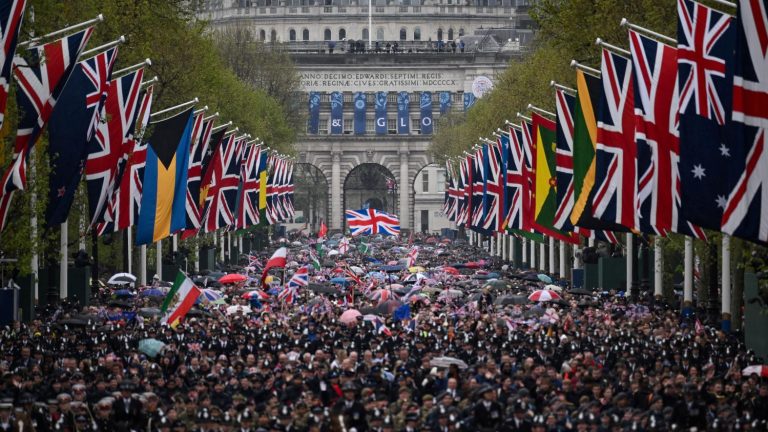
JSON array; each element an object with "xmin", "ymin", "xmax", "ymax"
[
  {"xmin": 654, "ymin": 239, "xmax": 663, "ymax": 298},
  {"xmin": 683, "ymin": 237, "xmax": 693, "ymax": 314},
  {"xmin": 331, "ymin": 151, "xmax": 342, "ymax": 230},
  {"xmin": 399, "ymin": 149, "xmax": 410, "ymax": 230}
]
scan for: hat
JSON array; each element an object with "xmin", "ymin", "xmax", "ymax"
[
  {"xmin": 342, "ymin": 381, "xmax": 357, "ymax": 392},
  {"xmin": 405, "ymin": 412, "xmax": 419, "ymax": 422}
]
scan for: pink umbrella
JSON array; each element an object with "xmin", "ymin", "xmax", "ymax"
[
  {"xmin": 371, "ymin": 289, "xmax": 396, "ymax": 304},
  {"xmin": 528, "ymin": 290, "xmax": 561, "ymax": 302},
  {"xmin": 219, "ymin": 274, "xmax": 248, "ymax": 284},
  {"xmin": 242, "ymin": 290, "xmax": 269, "ymax": 300},
  {"xmin": 742, "ymin": 365, "xmax": 768, "ymax": 377},
  {"xmin": 340, "ymin": 309, "xmax": 362, "ymax": 324}
]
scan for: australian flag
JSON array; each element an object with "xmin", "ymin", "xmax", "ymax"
[{"xmin": 46, "ymin": 47, "xmax": 118, "ymax": 227}]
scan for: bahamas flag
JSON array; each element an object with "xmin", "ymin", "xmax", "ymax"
[{"xmin": 136, "ymin": 108, "xmax": 195, "ymax": 245}]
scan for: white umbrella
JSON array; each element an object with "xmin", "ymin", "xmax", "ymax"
[
  {"xmin": 327, "ymin": 250, "xmax": 340, "ymax": 256},
  {"xmin": 108, "ymin": 273, "xmax": 137, "ymax": 285},
  {"xmin": 430, "ymin": 356, "xmax": 468, "ymax": 369},
  {"xmin": 225, "ymin": 305, "xmax": 252, "ymax": 315}
]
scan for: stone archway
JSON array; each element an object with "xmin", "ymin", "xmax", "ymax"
[
  {"xmin": 343, "ymin": 163, "xmax": 398, "ymax": 223},
  {"xmin": 293, "ymin": 163, "xmax": 329, "ymax": 232}
]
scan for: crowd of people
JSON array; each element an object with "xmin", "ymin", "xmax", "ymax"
[{"xmin": 0, "ymin": 233, "xmax": 766, "ymax": 432}]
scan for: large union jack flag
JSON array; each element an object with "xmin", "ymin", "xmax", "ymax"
[
  {"xmin": 345, "ymin": 208, "xmax": 400, "ymax": 236},
  {"xmin": 630, "ymin": 30, "xmax": 705, "ymax": 239},
  {"xmin": 85, "ymin": 67, "xmax": 145, "ymax": 228},
  {"xmin": 591, "ymin": 48, "xmax": 639, "ymax": 231},
  {"xmin": 181, "ymin": 111, "xmax": 209, "ymax": 231},
  {"xmin": 0, "ymin": 27, "xmax": 93, "ymax": 230},
  {"xmin": 456, "ymin": 155, "xmax": 471, "ymax": 227},
  {"xmin": 481, "ymin": 140, "xmax": 505, "ymax": 233},
  {"xmin": 0, "ymin": 0, "xmax": 26, "ymax": 131},
  {"xmin": 96, "ymin": 84, "xmax": 153, "ymax": 234},
  {"xmin": 678, "ymin": 0, "xmax": 736, "ymax": 234},
  {"xmin": 235, "ymin": 144, "xmax": 264, "ymax": 230},
  {"xmin": 470, "ymin": 146, "xmax": 485, "ymax": 230},
  {"xmin": 202, "ymin": 133, "xmax": 243, "ymax": 232},
  {"xmin": 721, "ymin": 0, "xmax": 768, "ymax": 244},
  {"xmin": 520, "ymin": 121, "xmax": 536, "ymax": 232}
]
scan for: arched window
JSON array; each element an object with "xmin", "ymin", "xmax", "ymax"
[
  {"xmin": 437, "ymin": 28, "xmax": 443, "ymax": 41},
  {"xmin": 413, "ymin": 27, "xmax": 421, "ymax": 40},
  {"xmin": 447, "ymin": 28, "xmax": 454, "ymax": 40},
  {"xmin": 339, "ymin": 28, "xmax": 346, "ymax": 40},
  {"xmin": 362, "ymin": 28, "xmax": 369, "ymax": 41},
  {"xmin": 376, "ymin": 27, "xmax": 384, "ymax": 40},
  {"xmin": 399, "ymin": 27, "xmax": 407, "ymax": 40},
  {"xmin": 270, "ymin": 29, "xmax": 277, "ymax": 42},
  {"xmin": 303, "ymin": 28, "xmax": 310, "ymax": 41},
  {"xmin": 459, "ymin": 28, "xmax": 465, "ymax": 36},
  {"xmin": 289, "ymin": 29, "xmax": 296, "ymax": 41},
  {"xmin": 259, "ymin": 29, "xmax": 266, "ymax": 41},
  {"xmin": 324, "ymin": 28, "xmax": 332, "ymax": 40}
]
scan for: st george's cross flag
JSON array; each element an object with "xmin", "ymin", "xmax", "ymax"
[
  {"xmin": 0, "ymin": 27, "xmax": 93, "ymax": 231},
  {"xmin": 719, "ymin": 0, "xmax": 768, "ymax": 244},
  {"xmin": 345, "ymin": 208, "xmax": 400, "ymax": 236},
  {"xmin": 261, "ymin": 247, "xmax": 288, "ymax": 288},
  {"xmin": 162, "ymin": 271, "xmax": 201, "ymax": 328}
]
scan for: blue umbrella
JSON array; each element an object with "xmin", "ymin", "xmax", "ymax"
[
  {"xmin": 364, "ymin": 257, "xmax": 381, "ymax": 263},
  {"xmin": 114, "ymin": 289, "xmax": 134, "ymax": 298},
  {"xmin": 487, "ymin": 272, "xmax": 500, "ymax": 279},
  {"xmin": 537, "ymin": 274, "xmax": 553, "ymax": 284},
  {"xmin": 138, "ymin": 338, "xmax": 166, "ymax": 358},
  {"xmin": 140, "ymin": 288, "xmax": 165, "ymax": 297},
  {"xmin": 330, "ymin": 277, "xmax": 349, "ymax": 285},
  {"xmin": 380, "ymin": 265, "xmax": 405, "ymax": 273}
]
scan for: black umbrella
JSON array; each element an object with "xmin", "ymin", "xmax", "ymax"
[
  {"xmin": 138, "ymin": 307, "xmax": 162, "ymax": 317},
  {"xmin": 108, "ymin": 300, "xmax": 133, "ymax": 308},
  {"xmin": 568, "ymin": 288, "xmax": 593, "ymax": 296},
  {"xmin": 494, "ymin": 295, "xmax": 528, "ymax": 305},
  {"xmin": 380, "ymin": 265, "xmax": 405, "ymax": 273},
  {"xmin": 309, "ymin": 283, "xmax": 339, "ymax": 294},
  {"xmin": 482, "ymin": 280, "xmax": 513, "ymax": 291}
]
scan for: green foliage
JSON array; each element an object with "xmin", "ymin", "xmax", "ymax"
[{"xmin": 0, "ymin": 0, "xmax": 297, "ymax": 274}]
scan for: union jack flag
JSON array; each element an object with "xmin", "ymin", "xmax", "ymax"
[
  {"xmin": 0, "ymin": 27, "xmax": 92, "ymax": 230},
  {"xmin": 85, "ymin": 67, "xmax": 145, "ymax": 228},
  {"xmin": 45, "ymin": 47, "xmax": 118, "ymax": 228},
  {"xmin": 345, "ymin": 208, "xmax": 400, "ymax": 236},
  {"xmin": 0, "ymin": 0, "xmax": 26, "ymax": 130},
  {"xmin": 470, "ymin": 146, "xmax": 485, "ymax": 230},
  {"xmin": 288, "ymin": 266, "xmax": 309, "ymax": 288},
  {"xmin": 234, "ymin": 144, "xmax": 261, "ymax": 230},
  {"xmin": 481, "ymin": 140, "xmax": 505, "ymax": 233},
  {"xmin": 554, "ymin": 89, "xmax": 576, "ymax": 231},
  {"xmin": 520, "ymin": 121, "xmax": 536, "ymax": 231},
  {"xmin": 630, "ymin": 30, "xmax": 705, "ymax": 239},
  {"xmin": 202, "ymin": 133, "xmax": 243, "ymax": 232},
  {"xmin": 264, "ymin": 155, "xmax": 281, "ymax": 224},
  {"xmin": 502, "ymin": 127, "xmax": 525, "ymax": 231},
  {"xmin": 677, "ymin": 0, "xmax": 736, "ymax": 233},
  {"xmin": 96, "ymin": 84, "xmax": 153, "ymax": 234},
  {"xmin": 721, "ymin": 0, "xmax": 768, "ymax": 244},
  {"xmin": 444, "ymin": 161, "xmax": 461, "ymax": 221},
  {"xmin": 182, "ymin": 112, "xmax": 210, "ymax": 230},
  {"xmin": 592, "ymin": 48, "xmax": 639, "ymax": 231},
  {"xmin": 456, "ymin": 155, "xmax": 471, "ymax": 227}
]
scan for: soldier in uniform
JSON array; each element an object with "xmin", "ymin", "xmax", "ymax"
[{"xmin": 332, "ymin": 381, "xmax": 368, "ymax": 432}]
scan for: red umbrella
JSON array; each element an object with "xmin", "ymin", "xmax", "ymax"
[
  {"xmin": 219, "ymin": 274, "xmax": 248, "ymax": 284},
  {"xmin": 742, "ymin": 365, "xmax": 768, "ymax": 377},
  {"xmin": 528, "ymin": 290, "xmax": 561, "ymax": 302},
  {"xmin": 242, "ymin": 290, "xmax": 269, "ymax": 300},
  {"xmin": 463, "ymin": 262, "xmax": 481, "ymax": 269},
  {"xmin": 442, "ymin": 267, "xmax": 460, "ymax": 275}
]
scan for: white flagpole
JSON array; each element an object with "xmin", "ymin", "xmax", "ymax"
[
  {"xmin": 521, "ymin": 238, "xmax": 527, "ymax": 268},
  {"xmin": 559, "ymin": 240, "xmax": 566, "ymax": 278},
  {"xmin": 156, "ymin": 240, "xmax": 162, "ymax": 281},
  {"xmin": 654, "ymin": 238, "xmax": 663, "ymax": 298},
  {"xmin": 539, "ymin": 242, "xmax": 546, "ymax": 273},
  {"xmin": 722, "ymin": 235, "xmax": 732, "ymax": 330},
  {"xmin": 139, "ymin": 245, "xmax": 147, "ymax": 286},
  {"xmin": 530, "ymin": 239, "xmax": 536, "ymax": 269},
  {"xmin": 626, "ymin": 233, "xmax": 634, "ymax": 294},
  {"xmin": 60, "ymin": 222, "xmax": 68, "ymax": 299},
  {"xmin": 219, "ymin": 232, "xmax": 225, "ymax": 263},
  {"xmin": 20, "ymin": 14, "xmax": 104, "ymax": 48},
  {"xmin": 548, "ymin": 237, "xmax": 555, "ymax": 275},
  {"xmin": 683, "ymin": 237, "xmax": 694, "ymax": 313},
  {"xmin": 126, "ymin": 226, "xmax": 133, "ymax": 275}
]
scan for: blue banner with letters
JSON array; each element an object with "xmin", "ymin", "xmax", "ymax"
[
  {"xmin": 330, "ymin": 91, "xmax": 343, "ymax": 134},
  {"xmin": 439, "ymin": 91, "xmax": 452, "ymax": 114},
  {"xmin": 463, "ymin": 92, "xmax": 476, "ymax": 111},
  {"xmin": 397, "ymin": 91, "xmax": 410, "ymax": 134},
  {"xmin": 375, "ymin": 91, "xmax": 388, "ymax": 135},
  {"xmin": 308, "ymin": 91, "xmax": 320, "ymax": 134},
  {"xmin": 353, "ymin": 92, "xmax": 366, "ymax": 135},
  {"xmin": 420, "ymin": 92, "xmax": 433, "ymax": 135}
]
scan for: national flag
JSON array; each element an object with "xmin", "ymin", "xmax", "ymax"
[
  {"xmin": 0, "ymin": 0, "xmax": 27, "ymax": 131},
  {"xmin": 406, "ymin": 318, "xmax": 417, "ymax": 333},
  {"xmin": 247, "ymin": 253, "xmax": 262, "ymax": 270},
  {"xmin": 677, "ymin": 0, "xmax": 737, "ymax": 233},
  {"xmin": 457, "ymin": 154, "xmax": 472, "ymax": 227},
  {"xmin": 358, "ymin": 236, "xmax": 370, "ymax": 255},
  {"xmin": 198, "ymin": 127, "xmax": 226, "ymax": 207},
  {"xmin": 202, "ymin": 133, "xmax": 243, "ymax": 232},
  {"xmin": 481, "ymin": 140, "xmax": 505, "ymax": 233},
  {"xmin": 406, "ymin": 246, "xmax": 418, "ymax": 267},
  {"xmin": 531, "ymin": 113, "xmax": 580, "ymax": 244},
  {"xmin": 345, "ymin": 208, "xmax": 400, "ymax": 236},
  {"xmin": 520, "ymin": 120, "xmax": 536, "ymax": 231},
  {"xmin": 317, "ymin": 219, "xmax": 328, "ymax": 238},
  {"xmin": 85, "ymin": 67, "xmax": 145, "ymax": 228},
  {"xmin": 502, "ymin": 127, "xmax": 525, "ymax": 231},
  {"xmin": 470, "ymin": 146, "xmax": 486, "ymax": 230},
  {"xmin": 592, "ymin": 48, "xmax": 639, "ymax": 231},
  {"xmin": 0, "ymin": 27, "xmax": 93, "ymax": 231},
  {"xmin": 235, "ymin": 144, "xmax": 264, "ymax": 230},
  {"xmin": 45, "ymin": 47, "xmax": 118, "ymax": 227},
  {"xmin": 162, "ymin": 271, "xmax": 201, "ymax": 327},
  {"xmin": 278, "ymin": 285, "xmax": 298, "ymax": 304},
  {"xmin": 338, "ymin": 236, "xmax": 350, "ymax": 254},
  {"xmin": 309, "ymin": 249, "xmax": 321, "ymax": 270},
  {"xmin": 182, "ymin": 111, "xmax": 211, "ymax": 231},
  {"xmin": 135, "ymin": 108, "xmax": 195, "ymax": 245},
  {"xmin": 554, "ymin": 89, "xmax": 576, "ymax": 231},
  {"xmin": 261, "ymin": 247, "xmax": 288, "ymax": 288},
  {"xmin": 629, "ymin": 29, "xmax": 705, "ymax": 238},
  {"xmin": 95, "ymin": 84, "xmax": 153, "ymax": 234},
  {"xmin": 720, "ymin": 0, "xmax": 768, "ymax": 244},
  {"xmin": 288, "ymin": 266, "xmax": 309, "ymax": 288}
]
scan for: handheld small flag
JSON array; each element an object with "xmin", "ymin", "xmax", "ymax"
[
  {"xmin": 162, "ymin": 271, "xmax": 201, "ymax": 328},
  {"xmin": 261, "ymin": 247, "xmax": 288, "ymax": 288}
]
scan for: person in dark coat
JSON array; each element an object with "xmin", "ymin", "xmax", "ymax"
[
  {"xmin": 332, "ymin": 381, "xmax": 368, "ymax": 432},
  {"xmin": 473, "ymin": 385, "xmax": 503, "ymax": 432},
  {"xmin": 112, "ymin": 383, "xmax": 142, "ymax": 432}
]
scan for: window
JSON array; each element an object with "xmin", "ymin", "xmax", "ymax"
[
  {"xmin": 366, "ymin": 118, "xmax": 375, "ymax": 133},
  {"xmin": 319, "ymin": 116, "xmax": 329, "ymax": 134},
  {"xmin": 420, "ymin": 210, "xmax": 429, "ymax": 233},
  {"xmin": 399, "ymin": 27, "xmax": 407, "ymax": 41},
  {"xmin": 289, "ymin": 29, "xmax": 296, "ymax": 41},
  {"xmin": 302, "ymin": 28, "xmax": 310, "ymax": 40},
  {"xmin": 387, "ymin": 118, "xmax": 397, "ymax": 134},
  {"xmin": 422, "ymin": 171, "xmax": 429, "ymax": 193},
  {"xmin": 270, "ymin": 29, "xmax": 277, "ymax": 42},
  {"xmin": 259, "ymin": 29, "xmax": 266, "ymax": 40},
  {"xmin": 324, "ymin": 28, "xmax": 332, "ymax": 40},
  {"xmin": 377, "ymin": 28, "xmax": 385, "ymax": 40},
  {"xmin": 459, "ymin": 27, "xmax": 465, "ymax": 36},
  {"xmin": 339, "ymin": 28, "xmax": 346, "ymax": 40},
  {"xmin": 343, "ymin": 116, "xmax": 353, "ymax": 134},
  {"xmin": 362, "ymin": 28, "xmax": 369, "ymax": 41},
  {"xmin": 448, "ymin": 28, "xmax": 454, "ymax": 40},
  {"xmin": 413, "ymin": 27, "xmax": 421, "ymax": 40},
  {"xmin": 437, "ymin": 28, "xmax": 443, "ymax": 41}
]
